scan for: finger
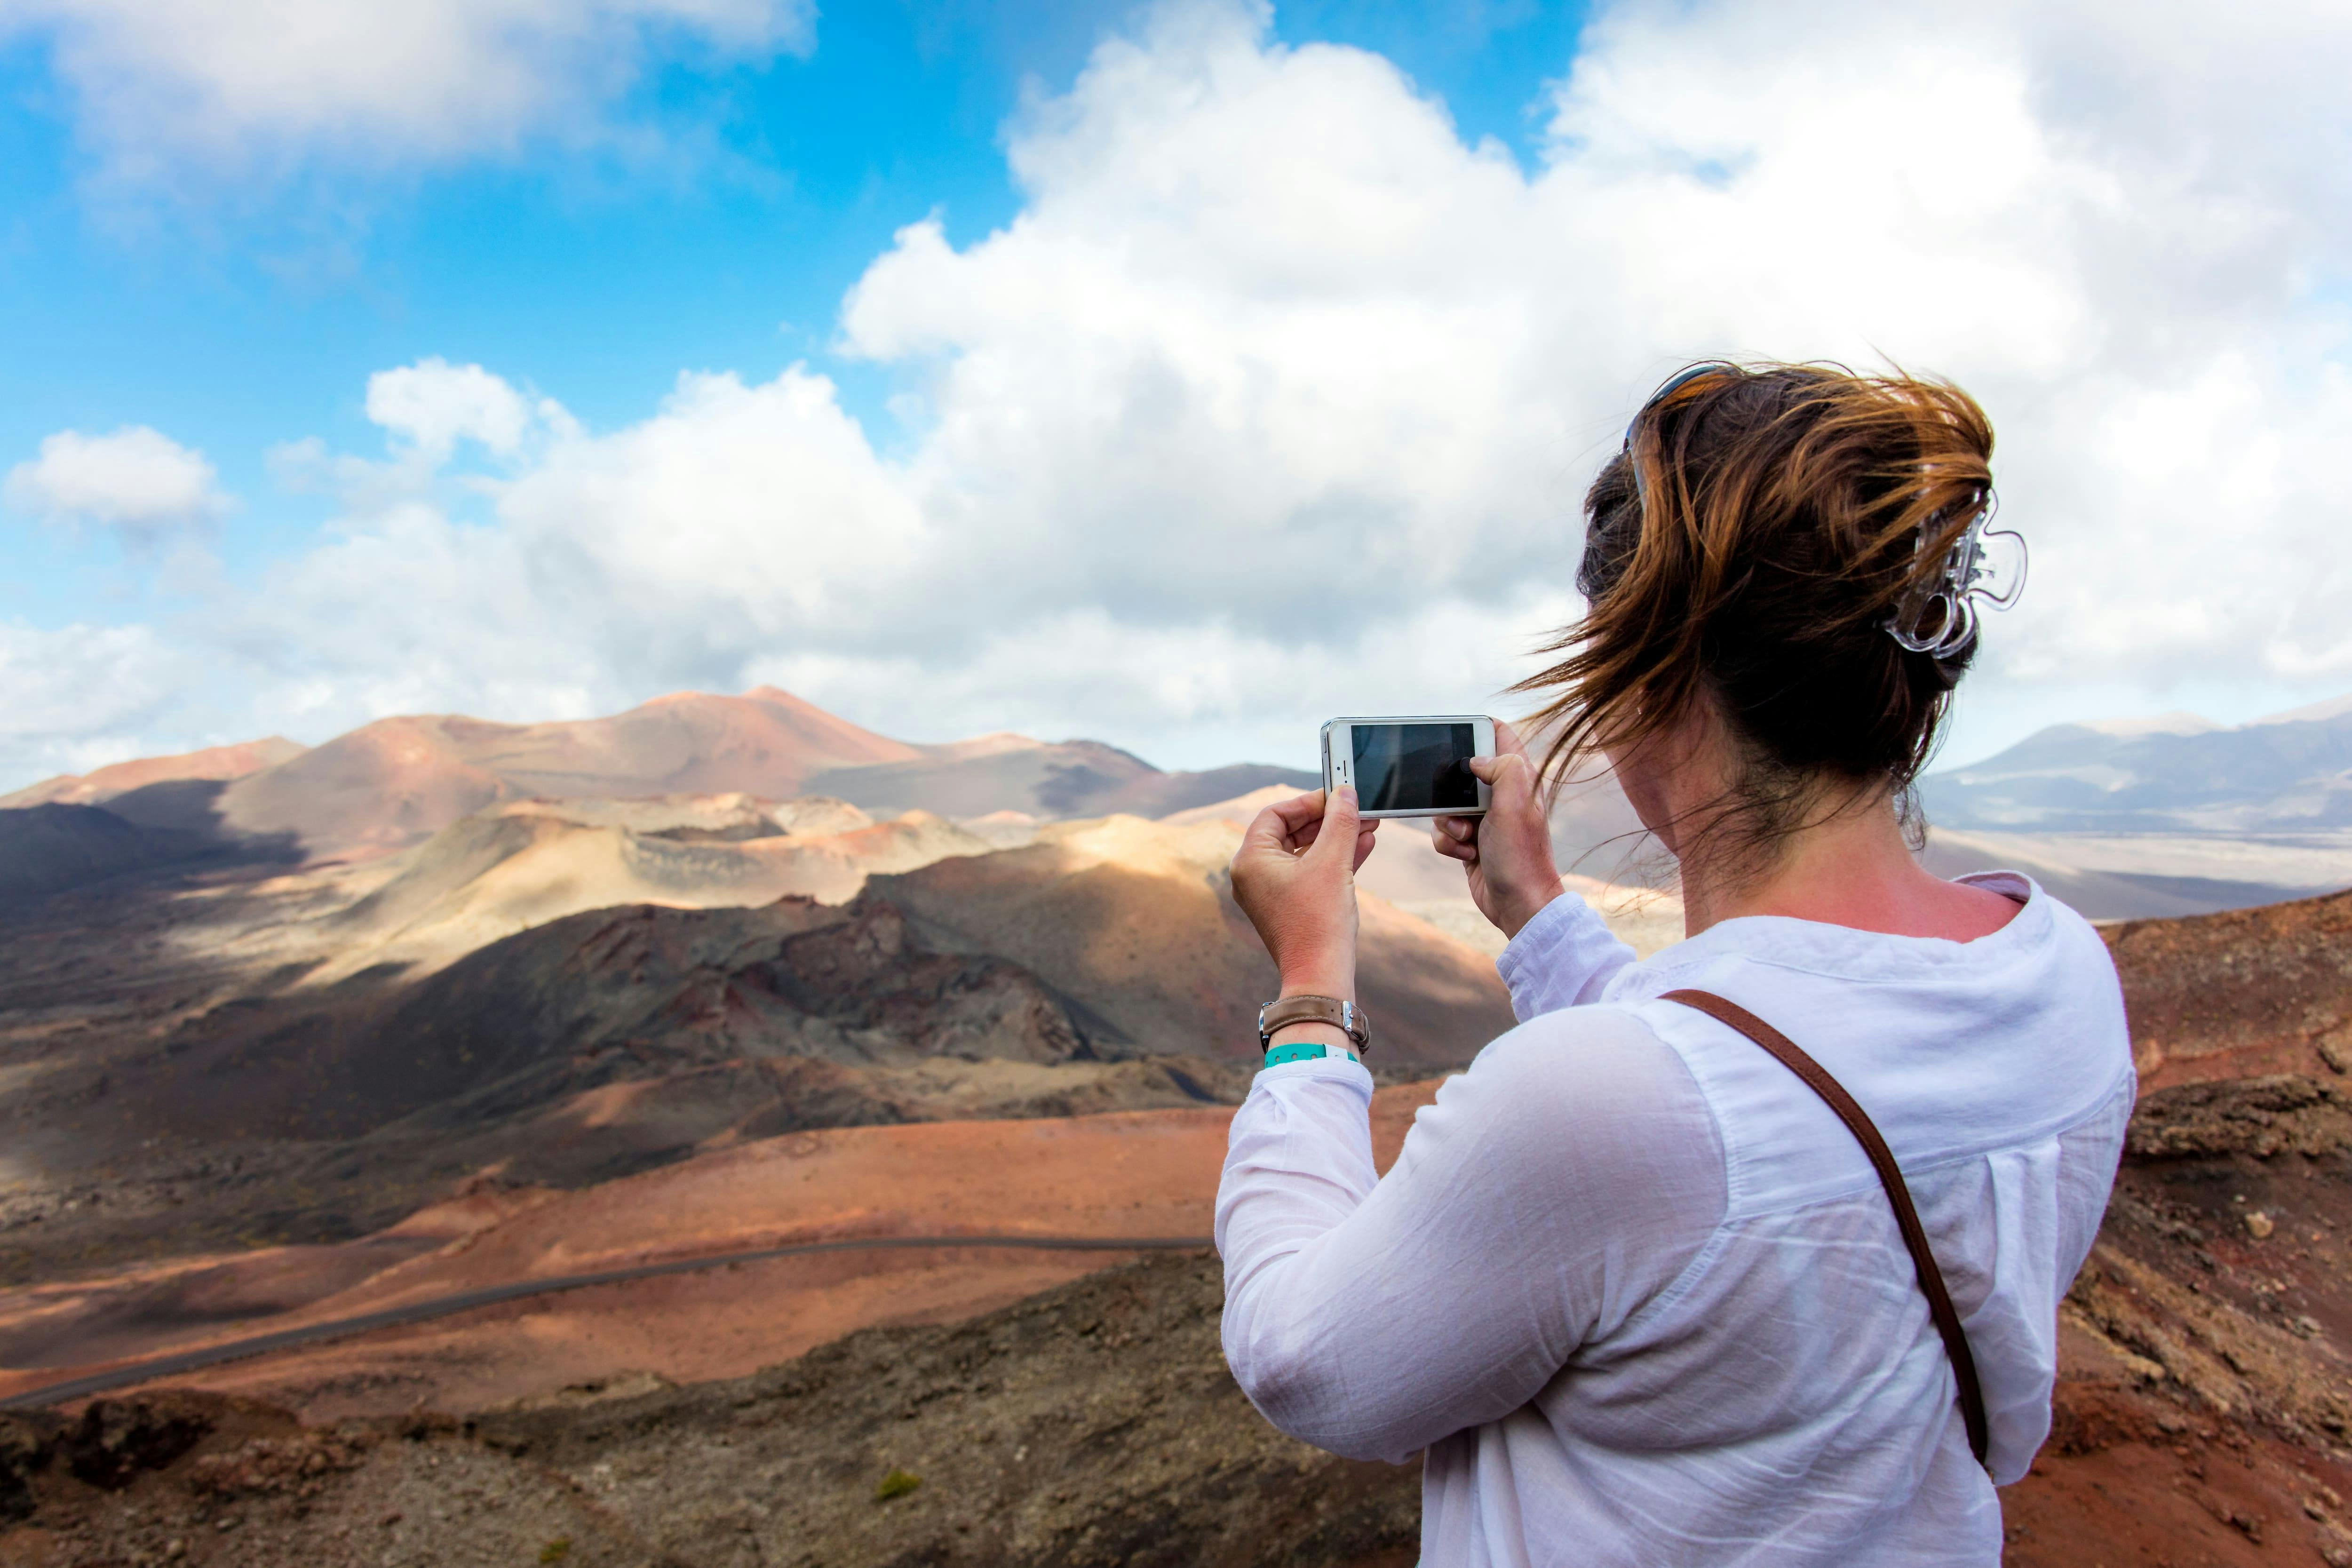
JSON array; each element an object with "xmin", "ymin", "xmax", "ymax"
[
  {"xmin": 1242, "ymin": 803, "xmax": 1305, "ymax": 858},
  {"xmin": 1431, "ymin": 828, "xmax": 1478, "ymax": 864},
  {"xmin": 1351, "ymin": 820, "xmax": 1379, "ymax": 873},
  {"xmin": 1240, "ymin": 803, "xmax": 1291, "ymax": 855},
  {"xmin": 1246, "ymin": 790, "xmax": 1328, "ymax": 856},
  {"xmin": 1492, "ymin": 717, "xmax": 1532, "ymax": 761},
  {"xmin": 1431, "ymin": 814, "xmax": 1477, "ymax": 844},
  {"xmin": 1265, "ymin": 789, "xmax": 1328, "ymax": 834},
  {"xmin": 1304, "ymin": 786, "xmax": 1360, "ymax": 870},
  {"xmin": 1465, "ymin": 752, "xmax": 1533, "ymax": 794}
]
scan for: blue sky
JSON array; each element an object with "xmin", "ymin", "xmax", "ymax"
[
  {"xmin": 0, "ymin": 3, "xmax": 1585, "ymax": 617},
  {"xmin": 1, "ymin": 0, "xmax": 2347, "ymax": 788}
]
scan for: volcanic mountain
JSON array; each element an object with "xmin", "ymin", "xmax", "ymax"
[
  {"xmin": 0, "ymin": 688, "xmax": 1316, "ymax": 869},
  {"xmin": 1922, "ymin": 696, "xmax": 2352, "ymax": 835},
  {"xmin": 1905, "ymin": 693, "xmax": 2352, "ymax": 917}
]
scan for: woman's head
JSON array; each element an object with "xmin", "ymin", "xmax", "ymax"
[{"xmin": 1523, "ymin": 361, "xmax": 1998, "ymax": 874}]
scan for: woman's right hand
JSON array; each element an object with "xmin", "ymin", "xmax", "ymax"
[{"xmin": 1432, "ymin": 719, "xmax": 1564, "ymax": 940}]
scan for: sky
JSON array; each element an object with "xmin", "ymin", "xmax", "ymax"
[{"xmin": 1, "ymin": 0, "xmax": 2348, "ymax": 790}]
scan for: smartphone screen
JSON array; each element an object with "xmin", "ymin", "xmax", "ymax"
[{"xmin": 1351, "ymin": 722, "xmax": 1480, "ymax": 812}]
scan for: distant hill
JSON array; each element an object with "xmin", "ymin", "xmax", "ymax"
[
  {"xmin": 0, "ymin": 737, "xmax": 307, "ymax": 811},
  {"xmin": 13, "ymin": 688, "xmax": 1317, "ymax": 863},
  {"xmin": 1920, "ymin": 695, "xmax": 2352, "ymax": 834}
]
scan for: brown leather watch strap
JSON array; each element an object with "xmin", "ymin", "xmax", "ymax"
[
  {"xmin": 1257, "ymin": 995, "xmax": 1371, "ymax": 1052},
  {"xmin": 1661, "ymin": 988, "xmax": 1991, "ymax": 1468}
]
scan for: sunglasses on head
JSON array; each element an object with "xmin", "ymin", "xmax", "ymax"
[{"xmin": 1623, "ymin": 363, "xmax": 1740, "ymax": 507}]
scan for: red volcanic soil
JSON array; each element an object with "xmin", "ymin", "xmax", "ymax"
[
  {"xmin": 0, "ymin": 1084, "xmax": 1439, "ymax": 1420},
  {"xmin": 0, "ymin": 738, "xmax": 305, "ymax": 810},
  {"xmin": 2110, "ymin": 886, "xmax": 2352, "ymax": 1090}
]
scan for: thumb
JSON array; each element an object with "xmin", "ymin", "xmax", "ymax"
[
  {"xmin": 1306, "ymin": 785, "xmax": 1360, "ymax": 871},
  {"xmin": 1467, "ymin": 752, "xmax": 1534, "ymax": 788}
]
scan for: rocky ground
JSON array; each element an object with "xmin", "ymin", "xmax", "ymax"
[
  {"xmin": 2108, "ymin": 886, "xmax": 2352, "ymax": 1089},
  {"xmin": 0, "ymin": 1253, "xmax": 1419, "ymax": 1568},
  {"xmin": 6, "ymin": 1071, "xmax": 2352, "ymax": 1567}
]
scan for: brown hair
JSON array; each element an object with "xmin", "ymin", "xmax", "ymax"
[{"xmin": 1519, "ymin": 362, "xmax": 1995, "ymax": 868}]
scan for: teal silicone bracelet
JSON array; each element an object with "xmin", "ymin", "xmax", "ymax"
[{"xmin": 1262, "ymin": 1040, "xmax": 1362, "ymax": 1069}]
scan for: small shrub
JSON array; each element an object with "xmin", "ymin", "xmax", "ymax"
[
  {"xmin": 874, "ymin": 1468, "xmax": 923, "ymax": 1503},
  {"xmin": 539, "ymin": 1538, "xmax": 572, "ymax": 1563}
]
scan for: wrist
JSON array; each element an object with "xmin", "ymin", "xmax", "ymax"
[
  {"xmin": 1277, "ymin": 970, "xmax": 1354, "ymax": 1003},
  {"xmin": 1496, "ymin": 878, "xmax": 1565, "ymax": 940}
]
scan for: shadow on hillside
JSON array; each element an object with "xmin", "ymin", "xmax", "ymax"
[{"xmin": 0, "ymin": 783, "xmax": 303, "ymax": 911}]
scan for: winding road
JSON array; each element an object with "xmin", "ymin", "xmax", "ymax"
[{"xmin": 0, "ymin": 1233, "xmax": 1215, "ymax": 1412}]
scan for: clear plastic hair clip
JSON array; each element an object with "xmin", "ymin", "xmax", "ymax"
[{"xmin": 1885, "ymin": 505, "xmax": 2027, "ymax": 659}]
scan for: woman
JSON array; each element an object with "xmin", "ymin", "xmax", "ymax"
[{"xmin": 1218, "ymin": 364, "xmax": 2131, "ymax": 1566}]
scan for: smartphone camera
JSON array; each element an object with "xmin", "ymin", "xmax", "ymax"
[{"xmin": 1320, "ymin": 716, "xmax": 1496, "ymax": 820}]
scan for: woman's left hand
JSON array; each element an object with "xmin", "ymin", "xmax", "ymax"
[{"xmin": 1231, "ymin": 788, "xmax": 1380, "ymax": 1000}]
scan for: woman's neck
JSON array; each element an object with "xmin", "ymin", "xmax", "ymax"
[{"xmin": 1678, "ymin": 792, "xmax": 2019, "ymax": 943}]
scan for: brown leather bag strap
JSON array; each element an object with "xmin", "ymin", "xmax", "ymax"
[{"xmin": 1661, "ymin": 988, "xmax": 1991, "ymax": 1467}]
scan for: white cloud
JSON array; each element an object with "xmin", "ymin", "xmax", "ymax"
[
  {"xmin": 5, "ymin": 426, "xmax": 229, "ymax": 546},
  {"xmin": 13, "ymin": 0, "xmax": 2352, "ymax": 782},
  {"xmin": 0, "ymin": 0, "xmax": 815, "ymax": 180},
  {"xmin": 366, "ymin": 359, "xmax": 542, "ymax": 461},
  {"xmin": 0, "ymin": 621, "xmax": 181, "ymax": 782}
]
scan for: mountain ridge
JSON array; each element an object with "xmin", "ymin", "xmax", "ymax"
[
  {"xmin": 1923, "ymin": 692, "xmax": 2352, "ymax": 835},
  {"xmin": 1, "ymin": 688, "xmax": 1317, "ymax": 870}
]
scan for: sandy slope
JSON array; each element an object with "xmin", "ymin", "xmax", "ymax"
[
  {"xmin": 876, "ymin": 814, "xmax": 1518, "ymax": 1064},
  {"xmin": 302, "ymin": 799, "xmax": 993, "ymax": 983}
]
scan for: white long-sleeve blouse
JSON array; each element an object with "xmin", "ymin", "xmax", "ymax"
[{"xmin": 1215, "ymin": 873, "xmax": 2133, "ymax": 1567}]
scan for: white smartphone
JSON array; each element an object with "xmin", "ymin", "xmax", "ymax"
[{"xmin": 1320, "ymin": 715, "xmax": 1496, "ymax": 820}]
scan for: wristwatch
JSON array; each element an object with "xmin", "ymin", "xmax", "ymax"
[{"xmin": 1257, "ymin": 995, "xmax": 1371, "ymax": 1053}]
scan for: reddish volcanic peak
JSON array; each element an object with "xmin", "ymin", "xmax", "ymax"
[
  {"xmin": 0, "ymin": 737, "xmax": 306, "ymax": 809},
  {"xmin": 453, "ymin": 688, "xmax": 922, "ymax": 800},
  {"xmin": 9, "ymin": 686, "xmax": 1299, "ymax": 865},
  {"xmin": 101, "ymin": 688, "xmax": 938, "ymax": 860},
  {"xmin": 211, "ymin": 716, "xmax": 516, "ymax": 857}
]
